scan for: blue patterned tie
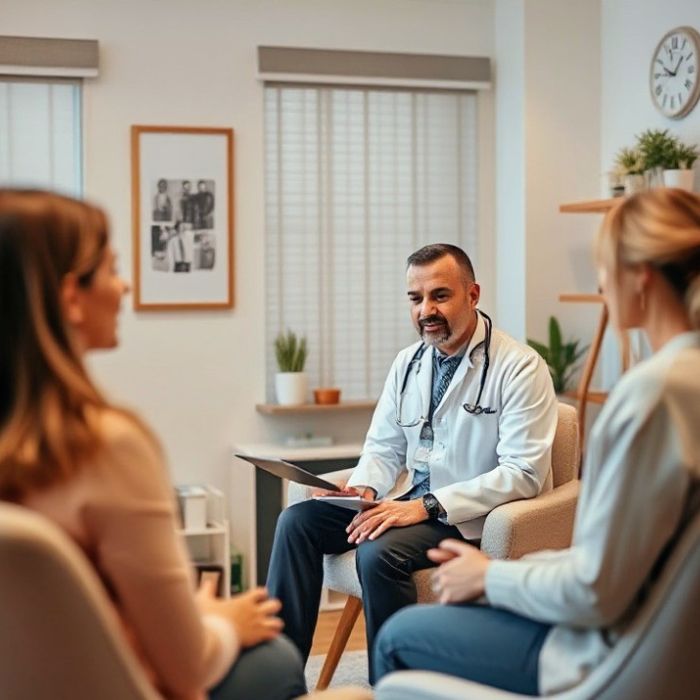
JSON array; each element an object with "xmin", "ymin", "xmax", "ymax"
[{"xmin": 430, "ymin": 354, "xmax": 462, "ymax": 418}]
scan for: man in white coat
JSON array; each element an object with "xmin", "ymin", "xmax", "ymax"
[{"xmin": 267, "ymin": 244, "xmax": 557, "ymax": 679}]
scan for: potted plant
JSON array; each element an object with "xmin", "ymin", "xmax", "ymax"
[
  {"xmin": 527, "ymin": 317, "xmax": 587, "ymax": 395},
  {"xmin": 274, "ymin": 330, "xmax": 309, "ymax": 405},
  {"xmin": 614, "ymin": 146, "xmax": 646, "ymax": 195},
  {"xmin": 663, "ymin": 140, "xmax": 698, "ymax": 192},
  {"xmin": 635, "ymin": 128, "xmax": 678, "ymax": 188}
]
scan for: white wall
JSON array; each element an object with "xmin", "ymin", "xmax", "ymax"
[
  {"xmin": 3, "ymin": 0, "xmax": 495, "ymax": 564},
  {"xmin": 601, "ymin": 0, "xmax": 700, "ymax": 182},
  {"xmin": 494, "ymin": 0, "xmax": 602, "ymax": 351},
  {"xmin": 524, "ymin": 0, "xmax": 602, "ymax": 348},
  {"xmin": 598, "ymin": 0, "xmax": 700, "ymax": 384},
  {"xmin": 494, "ymin": 0, "xmax": 526, "ymax": 339}
]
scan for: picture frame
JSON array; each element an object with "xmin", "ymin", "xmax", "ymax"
[{"xmin": 131, "ymin": 125, "xmax": 234, "ymax": 310}]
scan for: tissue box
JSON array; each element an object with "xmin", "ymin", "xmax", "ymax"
[{"xmin": 176, "ymin": 485, "xmax": 208, "ymax": 531}]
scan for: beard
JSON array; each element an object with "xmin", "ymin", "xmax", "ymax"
[{"xmin": 418, "ymin": 314, "xmax": 452, "ymax": 346}]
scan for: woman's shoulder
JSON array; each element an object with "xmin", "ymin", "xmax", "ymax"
[
  {"xmin": 87, "ymin": 409, "xmax": 172, "ymax": 500},
  {"xmin": 91, "ymin": 408, "xmax": 165, "ymax": 474},
  {"xmin": 96, "ymin": 408, "xmax": 159, "ymax": 450},
  {"xmin": 618, "ymin": 335, "xmax": 700, "ymax": 401},
  {"xmin": 601, "ymin": 337, "xmax": 700, "ymax": 437}
]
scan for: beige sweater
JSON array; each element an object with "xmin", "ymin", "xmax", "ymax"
[{"xmin": 22, "ymin": 411, "xmax": 238, "ymax": 700}]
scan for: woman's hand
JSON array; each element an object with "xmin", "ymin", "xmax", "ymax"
[
  {"xmin": 197, "ymin": 583, "xmax": 284, "ymax": 648},
  {"xmin": 428, "ymin": 539, "xmax": 491, "ymax": 604}
]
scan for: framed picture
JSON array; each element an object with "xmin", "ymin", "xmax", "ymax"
[{"xmin": 131, "ymin": 126, "xmax": 234, "ymax": 310}]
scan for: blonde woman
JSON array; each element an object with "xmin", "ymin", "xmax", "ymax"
[
  {"xmin": 374, "ymin": 188, "xmax": 700, "ymax": 695},
  {"xmin": 0, "ymin": 191, "xmax": 305, "ymax": 700}
]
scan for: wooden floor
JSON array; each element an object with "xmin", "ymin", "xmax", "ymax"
[{"xmin": 310, "ymin": 607, "xmax": 367, "ymax": 656}]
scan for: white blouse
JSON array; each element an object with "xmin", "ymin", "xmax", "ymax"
[{"xmin": 485, "ymin": 331, "xmax": 700, "ymax": 694}]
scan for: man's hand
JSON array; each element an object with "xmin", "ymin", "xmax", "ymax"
[
  {"xmin": 196, "ymin": 583, "xmax": 284, "ymax": 648},
  {"xmin": 428, "ymin": 539, "xmax": 491, "ymax": 604},
  {"xmin": 346, "ymin": 499, "xmax": 428, "ymax": 544}
]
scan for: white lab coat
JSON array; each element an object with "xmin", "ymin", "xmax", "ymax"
[{"xmin": 346, "ymin": 312, "xmax": 558, "ymax": 539}]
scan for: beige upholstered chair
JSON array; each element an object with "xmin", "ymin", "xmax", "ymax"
[
  {"xmin": 0, "ymin": 502, "xmax": 160, "ymax": 700},
  {"xmin": 374, "ymin": 506, "xmax": 700, "ymax": 700},
  {"xmin": 288, "ymin": 402, "xmax": 581, "ymax": 690}
]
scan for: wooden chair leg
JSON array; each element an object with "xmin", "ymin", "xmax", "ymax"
[{"xmin": 316, "ymin": 595, "xmax": 363, "ymax": 690}]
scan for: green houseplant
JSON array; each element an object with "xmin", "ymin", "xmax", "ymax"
[
  {"xmin": 274, "ymin": 330, "xmax": 308, "ymax": 372},
  {"xmin": 614, "ymin": 146, "xmax": 645, "ymax": 175},
  {"xmin": 636, "ymin": 128, "xmax": 678, "ymax": 170},
  {"xmin": 527, "ymin": 317, "xmax": 587, "ymax": 395},
  {"xmin": 663, "ymin": 140, "xmax": 699, "ymax": 192},
  {"xmin": 274, "ymin": 331, "xmax": 309, "ymax": 405},
  {"xmin": 614, "ymin": 146, "xmax": 646, "ymax": 195}
]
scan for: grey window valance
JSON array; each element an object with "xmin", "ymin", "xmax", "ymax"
[
  {"xmin": 258, "ymin": 46, "xmax": 490, "ymax": 91},
  {"xmin": 0, "ymin": 35, "xmax": 99, "ymax": 78}
]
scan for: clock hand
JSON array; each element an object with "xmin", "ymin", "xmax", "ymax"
[{"xmin": 672, "ymin": 55, "xmax": 684, "ymax": 76}]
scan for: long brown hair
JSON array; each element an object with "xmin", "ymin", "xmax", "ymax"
[
  {"xmin": 596, "ymin": 188, "xmax": 700, "ymax": 329},
  {"xmin": 0, "ymin": 190, "xmax": 128, "ymax": 500}
]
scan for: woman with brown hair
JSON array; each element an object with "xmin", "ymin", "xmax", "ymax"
[
  {"xmin": 374, "ymin": 188, "xmax": 700, "ymax": 695},
  {"xmin": 0, "ymin": 190, "xmax": 305, "ymax": 700}
]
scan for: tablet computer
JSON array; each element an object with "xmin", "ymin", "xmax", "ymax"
[
  {"xmin": 312, "ymin": 495, "xmax": 380, "ymax": 511},
  {"xmin": 234, "ymin": 454, "xmax": 342, "ymax": 491}
]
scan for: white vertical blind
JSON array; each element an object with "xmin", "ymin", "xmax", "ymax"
[
  {"xmin": 265, "ymin": 85, "xmax": 478, "ymax": 400},
  {"xmin": 0, "ymin": 79, "xmax": 82, "ymax": 196}
]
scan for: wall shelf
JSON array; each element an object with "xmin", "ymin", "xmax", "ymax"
[
  {"xmin": 563, "ymin": 390, "xmax": 608, "ymax": 405},
  {"xmin": 559, "ymin": 198, "xmax": 622, "ymax": 214},
  {"xmin": 255, "ymin": 400, "xmax": 376, "ymax": 415}
]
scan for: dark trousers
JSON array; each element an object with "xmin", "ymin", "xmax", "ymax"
[
  {"xmin": 266, "ymin": 499, "xmax": 463, "ymax": 682},
  {"xmin": 374, "ymin": 603, "xmax": 551, "ymax": 695},
  {"xmin": 209, "ymin": 635, "xmax": 306, "ymax": 700}
]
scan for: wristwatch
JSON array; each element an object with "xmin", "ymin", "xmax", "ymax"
[{"xmin": 421, "ymin": 492, "xmax": 443, "ymax": 520}]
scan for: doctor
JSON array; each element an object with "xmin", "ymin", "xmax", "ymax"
[{"xmin": 267, "ymin": 243, "xmax": 557, "ymax": 679}]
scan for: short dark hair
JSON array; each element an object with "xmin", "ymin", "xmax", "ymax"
[{"xmin": 406, "ymin": 243, "xmax": 475, "ymax": 282}]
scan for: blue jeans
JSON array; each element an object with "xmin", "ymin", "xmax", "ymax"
[
  {"xmin": 209, "ymin": 635, "xmax": 306, "ymax": 700},
  {"xmin": 374, "ymin": 603, "xmax": 551, "ymax": 695}
]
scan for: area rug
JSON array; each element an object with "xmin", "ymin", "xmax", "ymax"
[{"xmin": 305, "ymin": 650, "xmax": 370, "ymax": 689}]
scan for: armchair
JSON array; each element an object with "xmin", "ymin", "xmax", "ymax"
[
  {"xmin": 0, "ymin": 502, "xmax": 159, "ymax": 700},
  {"xmin": 287, "ymin": 402, "xmax": 581, "ymax": 690}
]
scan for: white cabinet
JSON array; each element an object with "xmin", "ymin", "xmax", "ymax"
[
  {"xmin": 176, "ymin": 485, "xmax": 231, "ymax": 597},
  {"xmin": 179, "ymin": 521, "xmax": 230, "ymax": 597}
]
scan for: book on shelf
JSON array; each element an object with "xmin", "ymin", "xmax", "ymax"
[{"xmin": 196, "ymin": 564, "xmax": 225, "ymax": 597}]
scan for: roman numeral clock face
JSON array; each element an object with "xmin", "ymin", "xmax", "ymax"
[{"xmin": 650, "ymin": 26, "xmax": 700, "ymax": 119}]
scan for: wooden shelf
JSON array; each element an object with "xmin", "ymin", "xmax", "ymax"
[
  {"xmin": 559, "ymin": 198, "xmax": 622, "ymax": 214},
  {"xmin": 256, "ymin": 400, "xmax": 376, "ymax": 415},
  {"xmin": 564, "ymin": 390, "xmax": 608, "ymax": 405},
  {"xmin": 559, "ymin": 293, "xmax": 603, "ymax": 303}
]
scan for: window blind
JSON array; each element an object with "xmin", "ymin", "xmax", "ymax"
[
  {"xmin": 265, "ymin": 85, "xmax": 478, "ymax": 400},
  {"xmin": 0, "ymin": 79, "xmax": 82, "ymax": 196}
]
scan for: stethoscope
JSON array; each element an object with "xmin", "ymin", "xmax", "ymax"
[{"xmin": 395, "ymin": 309, "xmax": 495, "ymax": 427}]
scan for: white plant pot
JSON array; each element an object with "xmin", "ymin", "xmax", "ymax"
[
  {"xmin": 275, "ymin": 372, "xmax": 308, "ymax": 405},
  {"xmin": 624, "ymin": 174, "xmax": 646, "ymax": 195},
  {"xmin": 663, "ymin": 169, "xmax": 695, "ymax": 192}
]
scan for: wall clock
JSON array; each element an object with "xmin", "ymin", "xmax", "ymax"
[{"xmin": 650, "ymin": 26, "xmax": 700, "ymax": 119}]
